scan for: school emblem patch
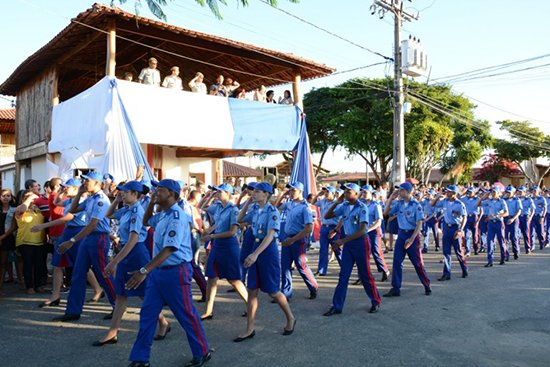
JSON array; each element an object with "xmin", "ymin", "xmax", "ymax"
[
  {"xmin": 273, "ymin": 215, "xmax": 278, "ymax": 221},
  {"xmin": 98, "ymin": 201, "xmax": 104, "ymax": 207},
  {"xmin": 168, "ymin": 230, "xmax": 176, "ymax": 237},
  {"xmin": 131, "ymin": 218, "xmax": 136, "ymax": 224}
]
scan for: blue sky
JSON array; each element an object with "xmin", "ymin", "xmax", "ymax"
[{"xmin": 1, "ymin": 0, "xmax": 549, "ymax": 172}]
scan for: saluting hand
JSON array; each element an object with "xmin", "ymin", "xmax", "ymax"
[
  {"xmin": 336, "ymin": 193, "xmax": 345, "ymax": 203},
  {"xmin": 126, "ymin": 271, "xmax": 146, "ymax": 290}
]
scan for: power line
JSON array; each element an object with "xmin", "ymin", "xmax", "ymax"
[
  {"xmin": 446, "ymin": 62, "xmax": 550, "ymax": 84},
  {"xmin": 258, "ymin": 0, "xmax": 393, "ymax": 62}
]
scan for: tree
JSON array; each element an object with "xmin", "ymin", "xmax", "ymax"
[
  {"xmin": 303, "ymin": 87, "xmax": 342, "ymax": 176},
  {"xmin": 493, "ymin": 120, "xmax": 550, "ymax": 185},
  {"xmin": 113, "ymin": 0, "xmax": 298, "ymax": 21},
  {"xmin": 474, "ymin": 153, "xmax": 522, "ymax": 183}
]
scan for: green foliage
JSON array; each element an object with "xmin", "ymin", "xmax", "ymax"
[{"xmin": 113, "ymin": 0, "xmax": 299, "ymax": 21}]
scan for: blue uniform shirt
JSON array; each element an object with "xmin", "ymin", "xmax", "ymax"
[
  {"xmin": 113, "ymin": 202, "xmax": 148, "ymax": 244},
  {"xmin": 148, "ymin": 203, "xmax": 192, "ymax": 265},
  {"xmin": 281, "ymin": 200, "xmax": 313, "ymax": 235},
  {"xmin": 207, "ymin": 201, "xmax": 239, "ymax": 234},
  {"xmin": 504, "ymin": 197, "xmax": 523, "ymax": 217},
  {"xmin": 435, "ymin": 198, "xmax": 467, "ymax": 226},
  {"xmin": 315, "ymin": 198, "xmax": 339, "ymax": 226},
  {"xmin": 243, "ymin": 203, "xmax": 281, "ymax": 240},
  {"xmin": 139, "ymin": 195, "xmax": 151, "ymax": 211},
  {"xmin": 460, "ymin": 196, "xmax": 480, "ymax": 216},
  {"xmin": 389, "ymin": 199, "xmax": 424, "ymax": 231},
  {"xmin": 422, "ymin": 198, "xmax": 436, "ymax": 218},
  {"xmin": 480, "ymin": 199, "xmax": 491, "ymax": 216},
  {"xmin": 520, "ymin": 197, "xmax": 534, "ymax": 216},
  {"xmin": 532, "ymin": 196, "xmax": 547, "ymax": 216},
  {"xmin": 333, "ymin": 200, "xmax": 369, "ymax": 236},
  {"xmin": 78, "ymin": 191, "xmax": 110, "ymax": 233},
  {"xmin": 367, "ymin": 200, "xmax": 383, "ymax": 226},
  {"xmin": 62, "ymin": 198, "xmax": 88, "ymax": 227},
  {"xmin": 485, "ymin": 198, "xmax": 508, "ymax": 221}
]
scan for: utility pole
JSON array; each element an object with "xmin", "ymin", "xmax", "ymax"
[{"xmin": 371, "ymin": 0, "xmax": 418, "ymax": 185}]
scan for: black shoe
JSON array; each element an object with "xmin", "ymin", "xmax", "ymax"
[
  {"xmin": 462, "ymin": 271, "xmax": 468, "ymax": 278},
  {"xmin": 200, "ymin": 314, "xmax": 214, "ymax": 321},
  {"xmin": 323, "ymin": 307, "xmax": 342, "ymax": 316},
  {"xmin": 92, "ymin": 336, "xmax": 118, "ymax": 346},
  {"xmin": 241, "ymin": 311, "xmax": 247, "ymax": 317},
  {"xmin": 103, "ymin": 311, "xmax": 114, "ymax": 320},
  {"xmin": 484, "ymin": 263, "xmax": 493, "ymax": 267},
  {"xmin": 421, "ymin": 248, "xmax": 428, "ymax": 254},
  {"xmin": 381, "ymin": 271, "xmax": 389, "ymax": 282},
  {"xmin": 368, "ymin": 304, "xmax": 380, "ymax": 313},
  {"xmin": 474, "ymin": 250, "xmax": 478, "ymax": 255},
  {"xmin": 308, "ymin": 290, "xmax": 317, "ymax": 300},
  {"xmin": 184, "ymin": 352, "xmax": 211, "ymax": 367},
  {"xmin": 39, "ymin": 298, "xmax": 60, "ymax": 308},
  {"xmin": 438, "ymin": 275, "xmax": 451, "ymax": 281},
  {"xmin": 352, "ymin": 278, "xmax": 362, "ymax": 285},
  {"xmin": 314, "ymin": 271, "xmax": 320, "ymax": 276},
  {"xmin": 233, "ymin": 330, "xmax": 255, "ymax": 342},
  {"xmin": 227, "ymin": 288, "xmax": 236, "ymax": 293},
  {"xmin": 128, "ymin": 362, "xmax": 150, "ymax": 367},
  {"xmin": 154, "ymin": 325, "xmax": 171, "ymax": 341},
  {"xmin": 86, "ymin": 291, "xmax": 105, "ymax": 303},
  {"xmin": 197, "ymin": 295, "xmax": 206, "ymax": 303},
  {"xmin": 435, "ymin": 247, "xmax": 439, "ymax": 252},
  {"xmin": 499, "ymin": 260, "xmax": 505, "ymax": 265},
  {"xmin": 383, "ymin": 289, "xmax": 400, "ymax": 297},
  {"xmin": 425, "ymin": 288, "xmax": 432, "ymax": 296},
  {"xmin": 283, "ymin": 319, "xmax": 297, "ymax": 335},
  {"xmin": 514, "ymin": 253, "xmax": 519, "ymax": 260},
  {"xmin": 53, "ymin": 314, "xmax": 80, "ymax": 322}
]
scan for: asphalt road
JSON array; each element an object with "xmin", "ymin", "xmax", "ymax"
[{"xmin": 1, "ymin": 245, "xmax": 549, "ymax": 367}]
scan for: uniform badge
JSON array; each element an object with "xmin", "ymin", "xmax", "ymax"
[
  {"xmin": 98, "ymin": 201, "xmax": 104, "ymax": 207},
  {"xmin": 168, "ymin": 230, "xmax": 176, "ymax": 237},
  {"xmin": 362, "ymin": 210, "xmax": 367, "ymax": 214},
  {"xmin": 131, "ymin": 218, "xmax": 136, "ymax": 224},
  {"xmin": 273, "ymin": 215, "xmax": 278, "ymax": 221}
]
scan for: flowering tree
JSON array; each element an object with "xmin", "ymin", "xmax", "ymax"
[{"xmin": 474, "ymin": 154, "xmax": 522, "ymax": 183}]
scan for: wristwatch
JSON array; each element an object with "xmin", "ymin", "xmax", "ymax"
[
  {"xmin": 139, "ymin": 267, "xmax": 148, "ymax": 275},
  {"xmin": 69, "ymin": 237, "xmax": 77, "ymax": 243}
]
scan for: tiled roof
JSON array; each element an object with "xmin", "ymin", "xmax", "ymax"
[
  {"xmin": 0, "ymin": 109, "xmax": 15, "ymax": 121},
  {"xmin": 223, "ymin": 161, "xmax": 261, "ymax": 178}
]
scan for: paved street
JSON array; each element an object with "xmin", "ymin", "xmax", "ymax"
[{"xmin": 1, "ymin": 247, "xmax": 549, "ymax": 367}]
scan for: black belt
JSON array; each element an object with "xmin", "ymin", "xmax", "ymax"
[
  {"xmin": 159, "ymin": 262, "xmax": 186, "ymax": 270},
  {"xmin": 446, "ymin": 223, "xmax": 458, "ymax": 227},
  {"xmin": 323, "ymin": 224, "xmax": 337, "ymax": 228}
]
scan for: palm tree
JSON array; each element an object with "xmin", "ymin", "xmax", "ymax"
[{"xmin": 113, "ymin": 0, "xmax": 299, "ymax": 21}]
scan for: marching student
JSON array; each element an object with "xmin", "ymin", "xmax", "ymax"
[
  {"xmin": 517, "ymin": 186, "xmax": 535, "ymax": 253},
  {"xmin": 313, "ymin": 186, "xmax": 341, "ymax": 276},
  {"xmin": 530, "ymin": 187, "xmax": 548, "ymax": 250},
  {"xmin": 503, "ymin": 186, "xmax": 523, "ymax": 260},
  {"xmin": 199, "ymin": 183, "xmax": 248, "ymax": 320},
  {"xmin": 323, "ymin": 183, "xmax": 381, "ymax": 316},
  {"xmin": 53, "ymin": 172, "xmax": 117, "ymax": 322},
  {"xmin": 431, "ymin": 185, "xmax": 468, "ymax": 280},
  {"xmin": 94, "ymin": 181, "xmax": 170, "ymax": 346},
  {"xmin": 275, "ymin": 181, "xmax": 318, "ymax": 300},
  {"xmin": 235, "ymin": 182, "xmax": 296, "ymax": 342},
  {"xmin": 362, "ymin": 185, "xmax": 389, "ymax": 281},
  {"xmin": 383, "ymin": 182, "xmax": 431, "ymax": 297},
  {"xmin": 127, "ymin": 179, "xmax": 210, "ymax": 367},
  {"xmin": 477, "ymin": 186, "xmax": 509, "ymax": 267},
  {"xmin": 460, "ymin": 187, "xmax": 482, "ymax": 255}
]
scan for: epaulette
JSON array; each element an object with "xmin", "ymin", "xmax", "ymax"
[
  {"xmin": 131, "ymin": 206, "xmax": 138, "ymax": 213},
  {"xmin": 173, "ymin": 209, "xmax": 180, "ymax": 219}
]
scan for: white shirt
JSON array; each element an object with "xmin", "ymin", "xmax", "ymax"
[
  {"xmin": 138, "ymin": 68, "xmax": 161, "ymax": 86},
  {"xmin": 162, "ymin": 75, "xmax": 183, "ymax": 90}
]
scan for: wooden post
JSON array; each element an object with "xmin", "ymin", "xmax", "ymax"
[
  {"xmin": 292, "ymin": 71, "xmax": 303, "ymax": 111},
  {"xmin": 106, "ymin": 20, "xmax": 116, "ymax": 76}
]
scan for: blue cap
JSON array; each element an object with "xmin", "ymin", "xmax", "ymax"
[
  {"xmin": 505, "ymin": 185, "xmax": 516, "ymax": 193},
  {"xmin": 209, "ymin": 183, "xmax": 234, "ymax": 194},
  {"xmin": 81, "ymin": 171, "xmax": 104, "ymax": 182},
  {"xmin": 336, "ymin": 189, "xmax": 344, "ymax": 195},
  {"xmin": 117, "ymin": 180, "xmax": 144, "ymax": 192},
  {"xmin": 255, "ymin": 182, "xmax": 273, "ymax": 194},
  {"xmin": 324, "ymin": 186, "xmax": 337, "ymax": 193},
  {"xmin": 491, "ymin": 186, "xmax": 502, "ymax": 192},
  {"xmin": 103, "ymin": 173, "xmax": 114, "ymax": 182},
  {"xmin": 530, "ymin": 186, "xmax": 540, "ymax": 191},
  {"xmin": 446, "ymin": 185, "xmax": 460, "ymax": 194},
  {"xmin": 140, "ymin": 180, "xmax": 152, "ymax": 189},
  {"xmin": 152, "ymin": 179, "xmax": 181, "ymax": 194},
  {"xmin": 517, "ymin": 186, "xmax": 527, "ymax": 192},
  {"xmin": 361, "ymin": 184, "xmax": 374, "ymax": 193},
  {"xmin": 61, "ymin": 178, "xmax": 82, "ymax": 187},
  {"xmin": 340, "ymin": 183, "xmax": 361, "ymax": 193},
  {"xmin": 245, "ymin": 182, "xmax": 258, "ymax": 190},
  {"xmin": 466, "ymin": 187, "xmax": 476, "ymax": 193},
  {"xmin": 427, "ymin": 189, "xmax": 436, "ymax": 195},
  {"xmin": 399, "ymin": 182, "xmax": 413, "ymax": 192},
  {"xmin": 372, "ymin": 190, "xmax": 380, "ymax": 197},
  {"xmin": 286, "ymin": 181, "xmax": 305, "ymax": 191}
]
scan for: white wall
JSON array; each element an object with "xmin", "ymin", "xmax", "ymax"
[
  {"xmin": 1, "ymin": 168, "xmax": 15, "ymax": 192},
  {"xmin": 161, "ymin": 147, "xmax": 215, "ymax": 185}
]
